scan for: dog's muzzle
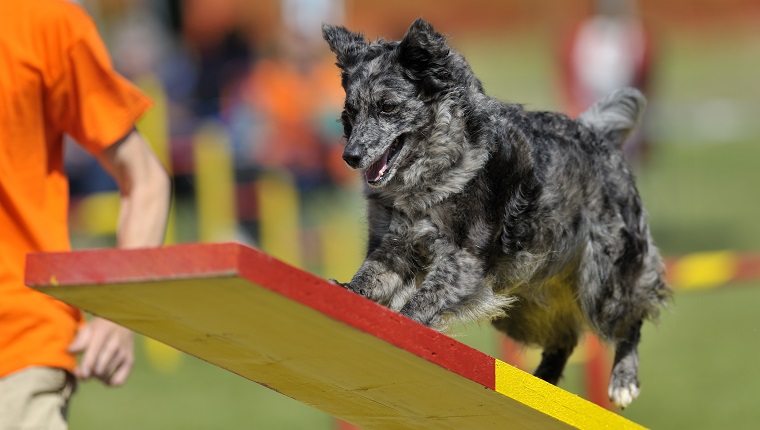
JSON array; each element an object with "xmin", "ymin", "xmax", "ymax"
[{"xmin": 343, "ymin": 146, "xmax": 363, "ymax": 169}]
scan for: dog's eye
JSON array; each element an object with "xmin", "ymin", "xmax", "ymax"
[
  {"xmin": 341, "ymin": 110, "xmax": 352, "ymax": 125},
  {"xmin": 380, "ymin": 101, "xmax": 397, "ymax": 114},
  {"xmin": 344, "ymin": 104, "xmax": 358, "ymax": 118}
]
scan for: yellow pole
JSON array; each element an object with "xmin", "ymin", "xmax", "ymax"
[
  {"xmin": 193, "ymin": 121, "xmax": 237, "ymax": 243},
  {"xmin": 256, "ymin": 171, "xmax": 302, "ymax": 268},
  {"xmin": 319, "ymin": 204, "xmax": 364, "ymax": 281}
]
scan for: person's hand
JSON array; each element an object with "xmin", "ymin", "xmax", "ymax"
[{"xmin": 67, "ymin": 317, "xmax": 134, "ymax": 386}]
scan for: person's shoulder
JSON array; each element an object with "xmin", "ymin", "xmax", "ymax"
[
  {"xmin": 31, "ymin": 0, "xmax": 90, "ymax": 17},
  {"xmin": 26, "ymin": 0, "xmax": 96, "ymax": 37}
]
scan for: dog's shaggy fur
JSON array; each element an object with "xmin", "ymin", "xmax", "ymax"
[{"xmin": 323, "ymin": 18, "xmax": 670, "ymax": 408}]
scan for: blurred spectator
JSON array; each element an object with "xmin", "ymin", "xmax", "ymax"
[
  {"xmin": 181, "ymin": 0, "xmax": 254, "ymax": 120},
  {"xmin": 558, "ymin": 0, "xmax": 656, "ymax": 164},
  {"xmin": 233, "ymin": 0, "xmax": 348, "ymax": 191}
]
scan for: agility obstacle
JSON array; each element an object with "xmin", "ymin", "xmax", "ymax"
[{"xmin": 26, "ymin": 243, "xmax": 642, "ymax": 429}]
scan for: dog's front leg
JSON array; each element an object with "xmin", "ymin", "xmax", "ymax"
[
  {"xmin": 400, "ymin": 244, "xmax": 484, "ymax": 328},
  {"xmin": 340, "ymin": 243, "xmax": 417, "ymax": 309}
]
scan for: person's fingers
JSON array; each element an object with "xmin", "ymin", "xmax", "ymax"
[
  {"xmin": 67, "ymin": 324, "xmax": 91, "ymax": 354},
  {"xmin": 92, "ymin": 336, "xmax": 120, "ymax": 380},
  {"xmin": 69, "ymin": 325, "xmax": 91, "ymax": 379},
  {"xmin": 90, "ymin": 322, "xmax": 134, "ymax": 385},
  {"xmin": 106, "ymin": 350, "xmax": 134, "ymax": 386},
  {"xmin": 75, "ymin": 322, "xmax": 108, "ymax": 380},
  {"xmin": 68, "ymin": 318, "xmax": 136, "ymax": 384}
]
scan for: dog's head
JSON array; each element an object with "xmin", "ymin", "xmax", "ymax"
[{"xmin": 322, "ymin": 18, "xmax": 479, "ymax": 188}]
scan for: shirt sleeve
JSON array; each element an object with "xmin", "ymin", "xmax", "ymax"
[{"xmin": 45, "ymin": 7, "xmax": 152, "ymax": 155}]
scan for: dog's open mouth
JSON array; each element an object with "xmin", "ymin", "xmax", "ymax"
[{"xmin": 365, "ymin": 135, "xmax": 404, "ymax": 185}]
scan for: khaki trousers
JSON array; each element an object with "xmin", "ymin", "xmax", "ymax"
[{"xmin": 0, "ymin": 367, "xmax": 76, "ymax": 430}]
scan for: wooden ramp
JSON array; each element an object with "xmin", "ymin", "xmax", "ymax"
[{"xmin": 26, "ymin": 243, "xmax": 643, "ymax": 430}]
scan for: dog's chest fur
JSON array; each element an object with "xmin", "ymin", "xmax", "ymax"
[
  {"xmin": 370, "ymin": 177, "xmax": 589, "ymax": 344},
  {"xmin": 363, "ymin": 108, "xmax": 595, "ymax": 327}
]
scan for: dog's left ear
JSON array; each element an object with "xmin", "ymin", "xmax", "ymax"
[
  {"xmin": 322, "ymin": 23, "xmax": 368, "ymax": 69},
  {"xmin": 398, "ymin": 18, "xmax": 452, "ymax": 92}
]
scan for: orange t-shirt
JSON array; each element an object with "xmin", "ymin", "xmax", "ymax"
[{"xmin": 0, "ymin": 0, "xmax": 152, "ymax": 377}]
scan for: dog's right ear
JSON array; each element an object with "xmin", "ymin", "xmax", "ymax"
[
  {"xmin": 398, "ymin": 18, "xmax": 452, "ymax": 96},
  {"xmin": 398, "ymin": 18, "xmax": 450, "ymax": 72},
  {"xmin": 322, "ymin": 24, "xmax": 368, "ymax": 69}
]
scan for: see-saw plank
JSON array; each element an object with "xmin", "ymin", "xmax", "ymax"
[{"xmin": 26, "ymin": 243, "xmax": 644, "ymax": 429}]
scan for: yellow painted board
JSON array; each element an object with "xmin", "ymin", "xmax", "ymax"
[{"xmin": 26, "ymin": 243, "xmax": 643, "ymax": 429}]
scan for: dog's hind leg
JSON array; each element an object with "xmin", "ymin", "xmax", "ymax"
[
  {"xmin": 491, "ymin": 297, "xmax": 581, "ymax": 385},
  {"xmin": 608, "ymin": 319, "xmax": 643, "ymax": 408},
  {"xmin": 533, "ymin": 346, "xmax": 575, "ymax": 385},
  {"xmin": 578, "ymin": 231, "xmax": 655, "ymax": 408}
]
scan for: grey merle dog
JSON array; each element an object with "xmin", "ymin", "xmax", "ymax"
[{"xmin": 323, "ymin": 18, "xmax": 670, "ymax": 408}]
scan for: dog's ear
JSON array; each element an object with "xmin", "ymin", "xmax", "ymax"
[
  {"xmin": 322, "ymin": 23, "xmax": 368, "ymax": 69},
  {"xmin": 398, "ymin": 18, "xmax": 452, "ymax": 92}
]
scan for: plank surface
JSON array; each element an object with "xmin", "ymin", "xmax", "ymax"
[{"xmin": 26, "ymin": 243, "xmax": 643, "ymax": 429}]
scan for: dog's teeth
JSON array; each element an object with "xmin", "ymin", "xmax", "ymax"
[
  {"xmin": 387, "ymin": 137, "xmax": 402, "ymax": 160},
  {"xmin": 365, "ymin": 150, "xmax": 389, "ymax": 183}
]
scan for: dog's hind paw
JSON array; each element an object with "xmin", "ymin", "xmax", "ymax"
[{"xmin": 608, "ymin": 381, "xmax": 640, "ymax": 409}]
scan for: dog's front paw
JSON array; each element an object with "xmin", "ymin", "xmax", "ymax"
[
  {"xmin": 327, "ymin": 278, "xmax": 348, "ymax": 287},
  {"xmin": 328, "ymin": 279, "xmax": 372, "ymax": 298},
  {"xmin": 399, "ymin": 303, "xmax": 436, "ymax": 328}
]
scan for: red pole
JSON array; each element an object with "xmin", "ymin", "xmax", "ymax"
[
  {"xmin": 499, "ymin": 334, "xmax": 524, "ymax": 370},
  {"xmin": 584, "ymin": 335, "xmax": 613, "ymax": 410}
]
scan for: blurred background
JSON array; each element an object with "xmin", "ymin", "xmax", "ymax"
[{"xmin": 64, "ymin": 0, "xmax": 760, "ymax": 428}]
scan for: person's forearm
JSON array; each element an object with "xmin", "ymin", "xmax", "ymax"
[
  {"xmin": 98, "ymin": 129, "xmax": 171, "ymax": 249},
  {"xmin": 116, "ymin": 159, "xmax": 170, "ymax": 249}
]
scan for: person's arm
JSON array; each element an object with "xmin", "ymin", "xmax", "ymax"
[
  {"xmin": 68, "ymin": 128, "xmax": 171, "ymax": 386},
  {"xmin": 97, "ymin": 128, "xmax": 171, "ymax": 250}
]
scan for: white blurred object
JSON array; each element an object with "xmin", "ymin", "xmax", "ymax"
[
  {"xmin": 282, "ymin": 0, "xmax": 344, "ymax": 41},
  {"xmin": 573, "ymin": 16, "xmax": 645, "ymax": 102}
]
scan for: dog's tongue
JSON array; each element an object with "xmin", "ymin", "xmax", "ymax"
[{"xmin": 365, "ymin": 150, "xmax": 389, "ymax": 183}]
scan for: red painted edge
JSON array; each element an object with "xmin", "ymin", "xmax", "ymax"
[
  {"xmin": 25, "ymin": 243, "xmax": 241, "ymax": 286},
  {"xmin": 25, "ymin": 243, "xmax": 496, "ymax": 390}
]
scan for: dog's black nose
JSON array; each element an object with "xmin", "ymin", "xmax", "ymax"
[{"xmin": 342, "ymin": 148, "xmax": 362, "ymax": 169}]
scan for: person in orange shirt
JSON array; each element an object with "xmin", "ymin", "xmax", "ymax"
[{"xmin": 0, "ymin": 1, "xmax": 171, "ymax": 428}]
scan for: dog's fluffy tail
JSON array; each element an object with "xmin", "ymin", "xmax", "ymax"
[{"xmin": 579, "ymin": 87, "xmax": 647, "ymax": 149}]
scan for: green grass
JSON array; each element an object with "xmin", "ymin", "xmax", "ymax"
[
  {"xmin": 638, "ymin": 139, "xmax": 760, "ymax": 255},
  {"xmin": 69, "ymin": 341, "xmax": 333, "ymax": 429},
  {"xmin": 68, "ymin": 27, "xmax": 760, "ymax": 430},
  {"xmin": 623, "ymin": 284, "xmax": 760, "ymax": 430}
]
